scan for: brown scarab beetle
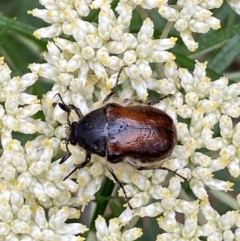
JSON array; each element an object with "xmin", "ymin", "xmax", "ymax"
[{"xmin": 56, "ymin": 67, "xmax": 185, "ymax": 208}]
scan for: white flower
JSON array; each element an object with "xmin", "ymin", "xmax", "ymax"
[
  {"xmin": 228, "ymin": 0, "xmax": 240, "ymax": 15},
  {"xmin": 0, "ymin": 58, "xmax": 40, "ymax": 144},
  {"xmin": 95, "ymin": 215, "xmax": 142, "ymax": 241},
  {"xmin": 159, "ymin": 2, "xmax": 221, "ymax": 51},
  {"xmin": 0, "ymin": 183, "xmax": 88, "ymax": 240}
]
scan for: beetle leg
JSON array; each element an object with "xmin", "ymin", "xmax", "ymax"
[
  {"xmin": 59, "ymin": 152, "xmax": 71, "ymax": 164},
  {"xmin": 122, "ymin": 94, "xmax": 175, "ymax": 107},
  {"xmin": 59, "ymin": 141, "xmax": 71, "ymax": 164},
  {"xmin": 135, "ymin": 165, "xmax": 187, "ymax": 181},
  {"xmin": 103, "ymin": 65, "xmax": 127, "ymax": 103},
  {"xmin": 149, "ymin": 94, "xmax": 175, "ymax": 105},
  {"xmin": 63, "ymin": 153, "xmax": 91, "ymax": 180},
  {"xmin": 159, "ymin": 94, "xmax": 174, "ymax": 102},
  {"xmin": 108, "ymin": 168, "xmax": 133, "ymax": 209}
]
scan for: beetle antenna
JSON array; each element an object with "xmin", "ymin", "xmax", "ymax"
[
  {"xmin": 103, "ymin": 65, "xmax": 127, "ymax": 103},
  {"xmin": 108, "ymin": 168, "xmax": 133, "ymax": 209}
]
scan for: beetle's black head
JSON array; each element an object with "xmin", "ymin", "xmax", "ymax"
[
  {"xmin": 55, "ymin": 94, "xmax": 82, "ymax": 164},
  {"xmin": 65, "ymin": 122, "xmax": 78, "ymax": 146},
  {"xmin": 59, "ymin": 121, "xmax": 79, "ymax": 165}
]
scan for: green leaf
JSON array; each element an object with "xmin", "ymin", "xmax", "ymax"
[
  {"xmin": 208, "ymin": 34, "xmax": 240, "ymax": 73},
  {"xmin": 0, "ymin": 13, "xmax": 47, "ymax": 75},
  {"xmin": 194, "ymin": 24, "xmax": 240, "ymax": 56},
  {"xmin": 0, "ymin": 13, "xmax": 37, "ymax": 41}
]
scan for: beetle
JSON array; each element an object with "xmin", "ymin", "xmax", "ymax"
[{"xmin": 56, "ymin": 67, "xmax": 185, "ymax": 207}]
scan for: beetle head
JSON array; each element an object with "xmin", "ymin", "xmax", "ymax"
[{"xmin": 65, "ymin": 122, "xmax": 78, "ymax": 146}]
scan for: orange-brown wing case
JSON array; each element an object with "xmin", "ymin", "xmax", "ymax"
[{"xmin": 106, "ymin": 103, "xmax": 177, "ymax": 163}]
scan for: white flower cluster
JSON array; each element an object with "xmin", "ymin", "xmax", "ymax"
[
  {"xmin": 0, "ymin": 58, "xmax": 89, "ymax": 239},
  {"xmin": 0, "ymin": 189, "xmax": 87, "ymax": 240},
  {"xmin": 95, "ymin": 215, "xmax": 142, "ymax": 241},
  {"xmin": 156, "ymin": 199, "xmax": 240, "ymax": 240},
  {"xmin": 159, "ymin": 0, "xmax": 222, "ymax": 51},
  {"xmin": 29, "ymin": 2, "xmax": 176, "ymax": 101},
  {"xmin": 0, "ymin": 57, "xmax": 40, "ymax": 141},
  {"xmin": 29, "ymin": 0, "xmax": 225, "ymax": 55},
  {"xmin": 0, "ymin": 0, "xmax": 240, "ymax": 240}
]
